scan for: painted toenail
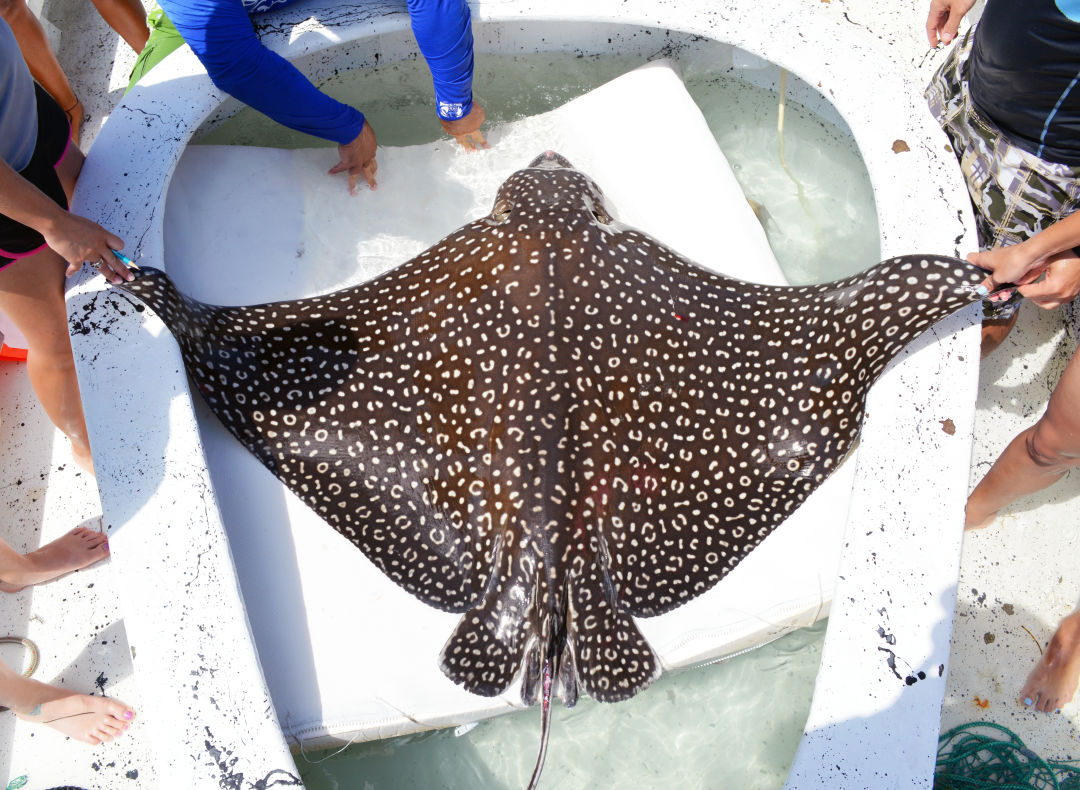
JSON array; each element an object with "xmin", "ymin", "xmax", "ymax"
[
  {"xmin": 124, "ymin": 710, "xmax": 133, "ymax": 719},
  {"xmin": 1024, "ymin": 697, "xmax": 1033, "ymax": 706}
]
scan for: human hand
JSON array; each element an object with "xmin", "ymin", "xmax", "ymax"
[
  {"xmin": 1016, "ymin": 249, "xmax": 1080, "ymax": 310},
  {"xmin": 926, "ymin": 0, "xmax": 976, "ymax": 46},
  {"xmin": 967, "ymin": 242, "xmax": 1050, "ymax": 303},
  {"xmin": 440, "ymin": 104, "xmax": 489, "ymax": 152},
  {"xmin": 330, "ymin": 121, "xmax": 378, "ymax": 195},
  {"xmin": 41, "ymin": 211, "xmax": 132, "ymax": 284}
]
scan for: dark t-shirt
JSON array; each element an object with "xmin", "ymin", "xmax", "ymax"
[{"xmin": 970, "ymin": 0, "xmax": 1080, "ymax": 165}]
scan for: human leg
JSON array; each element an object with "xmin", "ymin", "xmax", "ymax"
[
  {"xmin": 0, "ymin": 94, "xmax": 93, "ymax": 469},
  {"xmin": 0, "ymin": 0, "xmax": 81, "ymax": 142},
  {"xmin": 0, "ymin": 658, "xmax": 133, "ymax": 743},
  {"xmin": 980, "ymin": 309, "xmax": 1020, "ymax": 359},
  {"xmin": 0, "ymin": 528, "xmax": 109, "ymax": 592},
  {"xmin": 0, "ymin": 249, "xmax": 93, "ymax": 472},
  {"xmin": 1020, "ymin": 609, "xmax": 1080, "ymax": 713},
  {"xmin": 55, "ymin": 142, "xmax": 85, "ymax": 205},
  {"xmin": 965, "ymin": 344, "xmax": 1080, "ymax": 527},
  {"xmin": 89, "ymin": 0, "xmax": 148, "ymax": 53}
]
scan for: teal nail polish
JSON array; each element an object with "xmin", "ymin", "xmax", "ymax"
[{"xmin": 975, "ymin": 284, "xmax": 990, "ymax": 297}]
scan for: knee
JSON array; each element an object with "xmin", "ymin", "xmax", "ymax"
[
  {"xmin": 21, "ymin": 320, "xmax": 76, "ymax": 365},
  {"xmin": 1024, "ymin": 423, "xmax": 1080, "ymax": 472},
  {"xmin": 29, "ymin": 340, "xmax": 75, "ymax": 366}
]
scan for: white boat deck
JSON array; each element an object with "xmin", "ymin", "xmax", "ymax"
[
  {"xmin": 944, "ymin": 306, "xmax": 1080, "ymax": 755},
  {"xmin": 0, "ymin": 0, "xmax": 1077, "ymax": 788},
  {"xmin": 0, "ymin": 364, "xmax": 150, "ymax": 789}
]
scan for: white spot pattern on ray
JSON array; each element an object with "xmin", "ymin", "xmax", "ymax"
[{"xmin": 121, "ymin": 153, "xmax": 985, "ymax": 706}]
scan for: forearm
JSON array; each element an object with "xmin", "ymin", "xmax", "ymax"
[
  {"xmin": 0, "ymin": 157, "xmax": 128, "ymax": 279},
  {"xmin": 0, "ymin": 157, "xmax": 67, "ymax": 238},
  {"xmin": 408, "ymin": 0, "xmax": 475, "ymax": 121},
  {"xmin": 1019, "ymin": 211, "xmax": 1080, "ymax": 263},
  {"xmin": 971, "ymin": 209, "xmax": 1080, "ymax": 299},
  {"xmin": 160, "ymin": 0, "xmax": 365, "ymax": 144}
]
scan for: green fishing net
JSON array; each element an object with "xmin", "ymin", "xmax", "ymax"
[{"xmin": 936, "ymin": 721, "xmax": 1080, "ymax": 790}]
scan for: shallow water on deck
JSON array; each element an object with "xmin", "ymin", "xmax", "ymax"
[
  {"xmin": 294, "ymin": 619, "xmax": 827, "ymax": 790},
  {"xmin": 685, "ymin": 71, "xmax": 879, "ymax": 285},
  {"xmin": 199, "ymin": 53, "xmax": 879, "ymax": 286}
]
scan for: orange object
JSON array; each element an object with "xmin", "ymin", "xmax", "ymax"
[
  {"xmin": 0, "ymin": 343, "xmax": 27, "ymax": 362},
  {"xmin": 973, "ymin": 696, "xmax": 990, "ymax": 709}
]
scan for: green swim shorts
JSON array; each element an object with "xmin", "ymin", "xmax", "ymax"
[{"xmin": 126, "ymin": 5, "xmax": 186, "ymax": 92}]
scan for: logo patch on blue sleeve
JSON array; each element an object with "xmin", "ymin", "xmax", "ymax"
[
  {"xmin": 439, "ymin": 102, "xmax": 465, "ymax": 120},
  {"xmin": 242, "ymin": 0, "xmax": 298, "ymax": 13}
]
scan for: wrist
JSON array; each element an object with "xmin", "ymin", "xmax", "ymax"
[
  {"xmin": 35, "ymin": 205, "xmax": 69, "ymax": 241},
  {"xmin": 440, "ymin": 103, "xmax": 484, "ymax": 136},
  {"xmin": 1020, "ymin": 234, "xmax": 1060, "ymax": 271}
]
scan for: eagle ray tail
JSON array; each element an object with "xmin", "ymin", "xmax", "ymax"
[{"xmin": 526, "ymin": 656, "xmax": 554, "ymax": 790}]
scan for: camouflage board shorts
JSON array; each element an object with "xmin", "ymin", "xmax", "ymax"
[{"xmin": 926, "ymin": 27, "xmax": 1080, "ymax": 319}]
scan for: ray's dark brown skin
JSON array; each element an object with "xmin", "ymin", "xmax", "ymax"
[{"xmin": 116, "ymin": 151, "xmax": 990, "ymax": 787}]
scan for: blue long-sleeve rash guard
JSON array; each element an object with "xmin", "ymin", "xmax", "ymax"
[{"xmin": 160, "ymin": 0, "xmax": 475, "ymax": 145}]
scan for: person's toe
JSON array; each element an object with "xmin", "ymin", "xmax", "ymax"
[
  {"xmin": 98, "ymin": 721, "xmax": 122, "ymax": 738},
  {"xmin": 104, "ymin": 699, "xmax": 134, "ymax": 722}
]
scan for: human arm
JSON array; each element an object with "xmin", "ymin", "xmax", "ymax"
[
  {"xmin": 926, "ymin": 0, "xmax": 976, "ymax": 47},
  {"xmin": 159, "ymin": 0, "xmax": 375, "ymax": 190},
  {"xmin": 408, "ymin": 0, "xmax": 488, "ymax": 150},
  {"xmin": 158, "ymin": 0, "xmax": 365, "ymax": 145},
  {"xmin": 968, "ymin": 211, "xmax": 1080, "ymax": 309},
  {"xmin": 0, "ymin": 158, "xmax": 131, "ymax": 283}
]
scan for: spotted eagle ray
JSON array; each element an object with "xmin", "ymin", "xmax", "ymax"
[{"xmin": 116, "ymin": 151, "xmax": 991, "ymax": 787}]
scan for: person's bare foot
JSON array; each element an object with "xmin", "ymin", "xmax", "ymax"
[
  {"xmin": 0, "ymin": 527, "xmax": 109, "ymax": 592},
  {"xmin": 14, "ymin": 683, "xmax": 133, "ymax": 744},
  {"xmin": 1020, "ymin": 611, "xmax": 1080, "ymax": 713}
]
